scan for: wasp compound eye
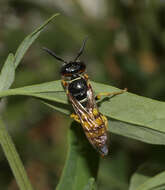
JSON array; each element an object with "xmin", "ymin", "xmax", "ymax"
[{"xmin": 60, "ymin": 61, "xmax": 86, "ymax": 76}]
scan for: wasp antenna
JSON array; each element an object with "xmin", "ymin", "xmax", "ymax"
[
  {"xmin": 74, "ymin": 37, "xmax": 88, "ymax": 61},
  {"xmin": 42, "ymin": 47, "xmax": 68, "ymax": 64}
]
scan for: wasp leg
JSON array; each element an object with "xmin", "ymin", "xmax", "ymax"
[
  {"xmin": 83, "ymin": 73, "xmax": 89, "ymax": 80},
  {"xmin": 83, "ymin": 74, "xmax": 90, "ymax": 86},
  {"xmin": 61, "ymin": 80, "xmax": 68, "ymax": 89},
  {"xmin": 101, "ymin": 115, "xmax": 108, "ymax": 129},
  {"xmin": 95, "ymin": 88, "xmax": 127, "ymax": 100},
  {"xmin": 70, "ymin": 113, "xmax": 81, "ymax": 123}
]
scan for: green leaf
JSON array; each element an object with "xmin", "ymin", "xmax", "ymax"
[
  {"xmin": 0, "ymin": 80, "xmax": 165, "ymax": 145},
  {"xmin": 14, "ymin": 13, "xmax": 60, "ymax": 68},
  {"xmin": 129, "ymin": 162, "xmax": 165, "ymax": 190},
  {"xmin": 83, "ymin": 178, "xmax": 96, "ymax": 190},
  {"xmin": 0, "ymin": 53, "xmax": 15, "ymax": 91},
  {"xmin": 0, "ymin": 13, "xmax": 60, "ymax": 189},
  {"xmin": 98, "ymin": 151, "xmax": 129, "ymax": 190},
  {"xmin": 56, "ymin": 122, "xmax": 99, "ymax": 190},
  {"xmin": 0, "ymin": 13, "xmax": 59, "ymax": 92},
  {"xmin": 0, "ymin": 118, "xmax": 33, "ymax": 190}
]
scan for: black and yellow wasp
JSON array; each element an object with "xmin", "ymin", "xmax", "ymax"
[{"xmin": 43, "ymin": 38, "xmax": 126, "ymax": 157}]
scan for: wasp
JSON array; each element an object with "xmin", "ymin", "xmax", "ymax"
[{"xmin": 43, "ymin": 38, "xmax": 126, "ymax": 157}]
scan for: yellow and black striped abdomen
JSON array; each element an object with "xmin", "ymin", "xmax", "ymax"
[{"xmin": 80, "ymin": 109, "xmax": 109, "ymax": 156}]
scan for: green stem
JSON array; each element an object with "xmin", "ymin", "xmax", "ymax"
[{"xmin": 0, "ymin": 118, "xmax": 34, "ymax": 190}]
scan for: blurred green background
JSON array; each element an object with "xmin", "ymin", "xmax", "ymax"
[{"xmin": 0, "ymin": 0, "xmax": 165, "ymax": 189}]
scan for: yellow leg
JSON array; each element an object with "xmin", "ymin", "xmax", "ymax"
[
  {"xmin": 95, "ymin": 88, "xmax": 127, "ymax": 100},
  {"xmin": 83, "ymin": 73, "xmax": 89, "ymax": 80},
  {"xmin": 101, "ymin": 115, "xmax": 108, "ymax": 130},
  {"xmin": 83, "ymin": 74, "xmax": 90, "ymax": 86},
  {"xmin": 61, "ymin": 80, "xmax": 68, "ymax": 88},
  {"xmin": 70, "ymin": 113, "xmax": 81, "ymax": 123}
]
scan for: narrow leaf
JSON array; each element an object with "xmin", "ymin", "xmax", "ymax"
[
  {"xmin": 56, "ymin": 122, "xmax": 99, "ymax": 190},
  {"xmin": 0, "ymin": 13, "xmax": 59, "ymax": 92},
  {"xmin": 14, "ymin": 13, "xmax": 60, "ymax": 68},
  {"xmin": 98, "ymin": 151, "xmax": 129, "ymax": 190},
  {"xmin": 83, "ymin": 178, "xmax": 96, "ymax": 190},
  {"xmin": 1, "ymin": 81, "xmax": 165, "ymax": 145},
  {"xmin": 0, "ymin": 53, "xmax": 15, "ymax": 91},
  {"xmin": 0, "ymin": 118, "xmax": 33, "ymax": 190},
  {"xmin": 129, "ymin": 163, "xmax": 165, "ymax": 190}
]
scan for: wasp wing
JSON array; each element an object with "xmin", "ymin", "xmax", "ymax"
[
  {"xmin": 68, "ymin": 92, "xmax": 96, "ymax": 130},
  {"xmin": 68, "ymin": 91, "xmax": 108, "ymax": 156},
  {"xmin": 85, "ymin": 82, "xmax": 98, "ymax": 113}
]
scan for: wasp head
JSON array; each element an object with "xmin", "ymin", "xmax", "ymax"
[
  {"xmin": 42, "ymin": 37, "xmax": 88, "ymax": 77},
  {"xmin": 60, "ymin": 61, "xmax": 86, "ymax": 77}
]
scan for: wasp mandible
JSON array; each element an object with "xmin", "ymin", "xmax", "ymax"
[{"xmin": 43, "ymin": 38, "xmax": 127, "ymax": 157}]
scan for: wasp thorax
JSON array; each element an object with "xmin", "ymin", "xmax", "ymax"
[
  {"xmin": 68, "ymin": 78, "xmax": 88, "ymax": 101},
  {"xmin": 60, "ymin": 61, "xmax": 86, "ymax": 76}
]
